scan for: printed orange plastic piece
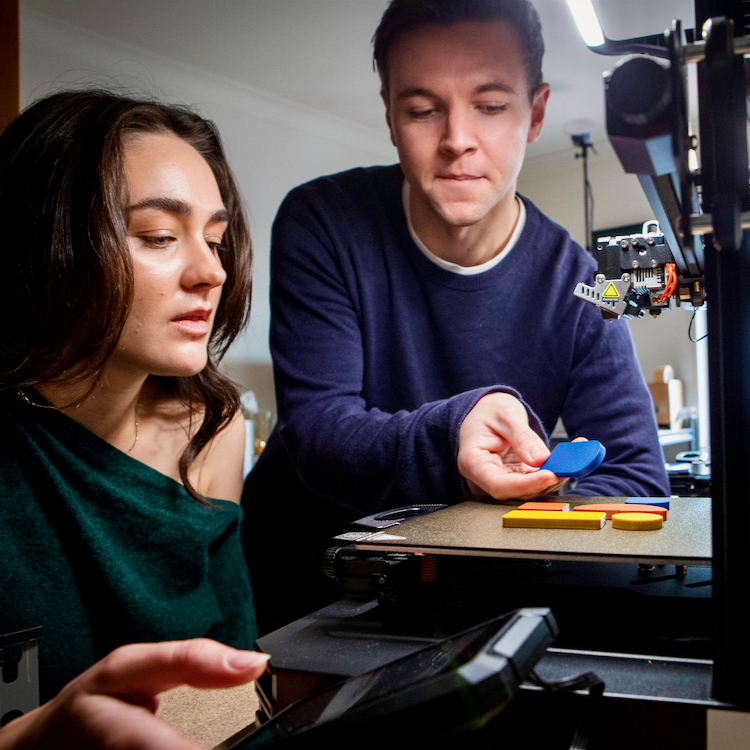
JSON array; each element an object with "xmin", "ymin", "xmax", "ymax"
[
  {"xmin": 572, "ymin": 503, "xmax": 667, "ymax": 520},
  {"xmin": 517, "ymin": 502, "xmax": 571, "ymax": 512}
]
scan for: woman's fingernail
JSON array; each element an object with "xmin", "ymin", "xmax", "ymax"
[{"xmin": 227, "ymin": 651, "xmax": 271, "ymax": 670}]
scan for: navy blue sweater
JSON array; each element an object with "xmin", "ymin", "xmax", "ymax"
[{"xmin": 243, "ymin": 165, "xmax": 668, "ymax": 631}]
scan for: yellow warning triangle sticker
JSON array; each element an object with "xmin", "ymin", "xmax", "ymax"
[{"xmin": 602, "ymin": 282, "xmax": 620, "ymax": 299}]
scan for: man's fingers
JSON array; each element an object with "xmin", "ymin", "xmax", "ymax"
[
  {"xmin": 460, "ymin": 393, "xmax": 549, "ymax": 468},
  {"xmin": 79, "ymin": 640, "xmax": 270, "ymax": 699},
  {"xmin": 468, "ymin": 465, "xmax": 559, "ymax": 501},
  {"xmin": 501, "ymin": 425, "xmax": 549, "ymax": 467}
]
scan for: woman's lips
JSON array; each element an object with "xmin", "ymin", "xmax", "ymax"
[{"xmin": 171, "ymin": 309, "xmax": 211, "ymax": 335}]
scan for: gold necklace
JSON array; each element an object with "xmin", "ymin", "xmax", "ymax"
[
  {"xmin": 17, "ymin": 386, "xmax": 139, "ymax": 453},
  {"xmin": 16, "ymin": 387, "xmax": 57, "ymax": 409}
]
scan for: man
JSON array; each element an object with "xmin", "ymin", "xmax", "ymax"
[{"xmin": 244, "ymin": 0, "xmax": 669, "ymax": 634}]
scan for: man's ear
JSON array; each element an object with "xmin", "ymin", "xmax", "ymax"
[
  {"xmin": 382, "ymin": 89, "xmax": 397, "ymax": 148},
  {"xmin": 527, "ymin": 82, "xmax": 550, "ymax": 144}
]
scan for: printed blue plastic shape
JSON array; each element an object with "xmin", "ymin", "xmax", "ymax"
[
  {"xmin": 625, "ymin": 497, "xmax": 670, "ymax": 509},
  {"xmin": 540, "ymin": 441, "xmax": 606, "ymax": 478}
]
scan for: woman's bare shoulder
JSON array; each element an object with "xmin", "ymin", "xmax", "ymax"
[
  {"xmin": 131, "ymin": 382, "xmax": 245, "ymax": 503},
  {"xmin": 191, "ymin": 410, "xmax": 246, "ymax": 504}
]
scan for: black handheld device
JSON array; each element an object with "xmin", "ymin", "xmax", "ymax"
[{"xmin": 225, "ymin": 607, "xmax": 557, "ymax": 750}]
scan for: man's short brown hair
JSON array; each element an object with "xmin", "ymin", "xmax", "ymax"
[{"xmin": 373, "ymin": 0, "xmax": 545, "ymax": 100}]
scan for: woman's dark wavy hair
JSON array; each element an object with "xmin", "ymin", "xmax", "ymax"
[
  {"xmin": 373, "ymin": 0, "xmax": 545, "ymax": 100},
  {"xmin": 0, "ymin": 89, "xmax": 253, "ymax": 503}
]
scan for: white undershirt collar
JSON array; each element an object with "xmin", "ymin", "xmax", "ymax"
[{"xmin": 402, "ymin": 179, "xmax": 526, "ymax": 275}]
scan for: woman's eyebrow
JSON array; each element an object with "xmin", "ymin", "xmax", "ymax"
[
  {"xmin": 127, "ymin": 197, "xmax": 228, "ymax": 223},
  {"xmin": 128, "ymin": 197, "xmax": 191, "ymax": 215}
]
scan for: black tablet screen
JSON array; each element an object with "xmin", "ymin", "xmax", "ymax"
[{"xmin": 241, "ymin": 616, "xmax": 508, "ymax": 748}]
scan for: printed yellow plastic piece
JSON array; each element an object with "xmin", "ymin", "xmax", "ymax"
[
  {"xmin": 611, "ymin": 512, "xmax": 663, "ymax": 530},
  {"xmin": 502, "ymin": 510, "xmax": 605, "ymax": 529}
]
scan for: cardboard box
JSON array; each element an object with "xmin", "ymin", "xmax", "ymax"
[{"xmin": 647, "ymin": 366, "xmax": 684, "ymax": 429}]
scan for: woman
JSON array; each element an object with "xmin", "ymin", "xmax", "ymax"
[{"xmin": 0, "ymin": 89, "xmax": 259, "ymax": 718}]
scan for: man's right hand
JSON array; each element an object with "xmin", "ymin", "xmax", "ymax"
[
  {"xmin": 457, "ymin": 392, "xmax": 562, "ymax": 501},
  {"xmin": 0, "ymin": 639, "xmax": 270, "ymax": 750}
]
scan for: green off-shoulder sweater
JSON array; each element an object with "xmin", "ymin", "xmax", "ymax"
[{"xmin": 0, "ymin": 388, "xmax": 257, "ymax": 703}]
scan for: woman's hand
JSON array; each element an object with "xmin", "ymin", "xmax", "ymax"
[{"xmin": 0, "ymin": 639, "xmax": 269, "ymax": 750}]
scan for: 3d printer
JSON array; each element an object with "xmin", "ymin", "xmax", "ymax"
[{"xmin": 571, "ymin": 0, "xmax": 750, "ymax": 712}]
